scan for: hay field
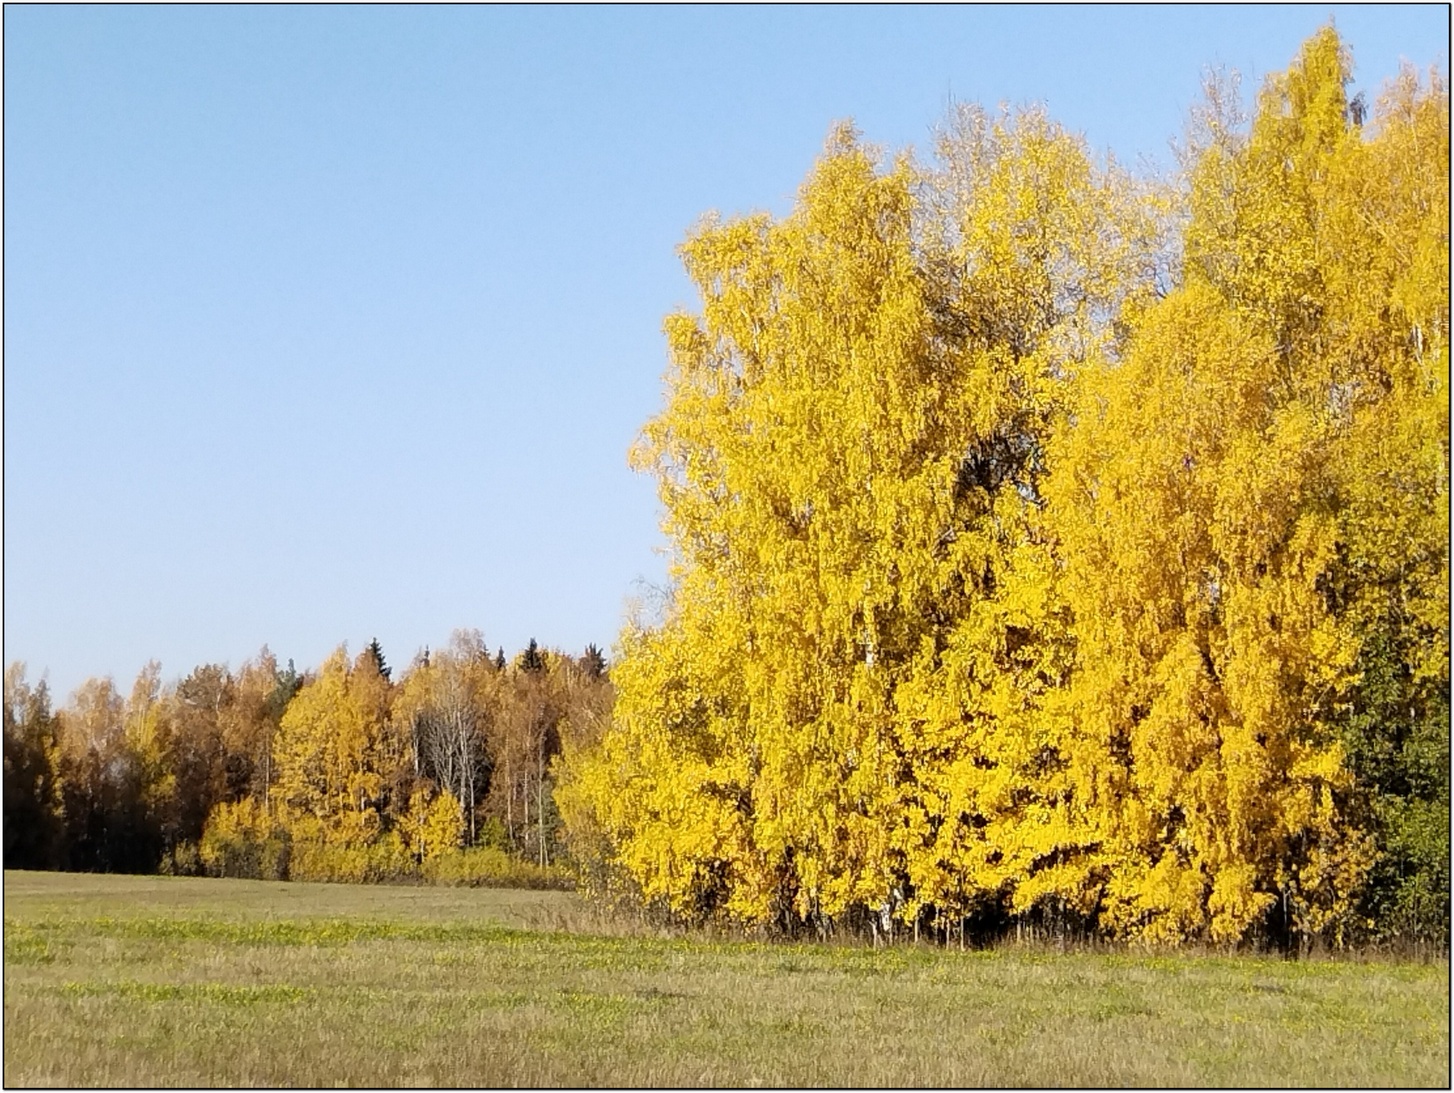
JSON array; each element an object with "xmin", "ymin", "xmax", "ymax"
[{"xmin": 4, "ymin": 870, "xmax": 1447, "ymax": 1086}]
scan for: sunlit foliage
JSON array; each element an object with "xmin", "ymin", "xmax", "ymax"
[
  {"xmin": 4, "ymin": 637, "xmax": 609, "ymax": 890},
  {"xmin": 559, "ymin": 28, "xmax": 1448, "ymax": 947}
]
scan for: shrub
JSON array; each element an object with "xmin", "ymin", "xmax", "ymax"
[
  {"xmin": 159, "ymin": 840, "xmax": 203, "ymax": 877},
  {"xmin": 422, "ymin": 846, "xmax": 573, "ymax": 890},
  {"xmin": 200, "ymin": 799, "xmax": 291, "ymax": 880}
]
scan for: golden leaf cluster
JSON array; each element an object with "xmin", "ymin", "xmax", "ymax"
[{"xmin": 559, "ymin": 29, "xmax": 1448, "ymax": 946}]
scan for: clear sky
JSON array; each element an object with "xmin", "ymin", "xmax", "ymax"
[{"xmin": 5, "ymin": 4, "xmax": 1448, "ymax": 700}]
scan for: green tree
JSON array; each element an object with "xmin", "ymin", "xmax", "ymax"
[
  {"xmin": 518, "ymin": 639, "xmax": 545, "ymax": 674},
  {"xmin": 365, "ymin": 638, "xmax": 392, "ymax": 683}
]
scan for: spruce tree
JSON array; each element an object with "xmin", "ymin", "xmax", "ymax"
[{"xmin": 365, "ymin": 638, "xmax": 391, "ymax": 682}]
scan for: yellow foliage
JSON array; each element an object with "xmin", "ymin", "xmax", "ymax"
[
  {"xmin": 399, "ymin": 786, "xmax": 465, "ymax": 863},
  {"xmin": 559, "ymin": 28, "xmax": 1445, "ymax": 947},
  {"xmin": 199, "ymin": 798, "xmax": 290, "ymax": 880},
  {"xmin": 565, "ymin": 111, "xmax": 1153, "ymax": 931},
  {"xmin": 271, "ymin": 647, "xmax": 401, "ymax": 824}
]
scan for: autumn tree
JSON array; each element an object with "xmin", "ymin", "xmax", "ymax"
[
  {"xmin": 485, "ymin": 642, "xmax": 613, "ymax": 867},
  {"xmin": 1292, "ymin": 44, "xmax": 1448, "ymax": 944},
  {"xmin": 489, "ymin": 646, "xmax": 560, "ymax": 864},
  {"xmin": 559, "ymin": 29, "xmax": 1446, "ymax": 947},
  {"xmin": 393, "ymin": 630, "xmax": 497, "ymax": 843},
  {"xmin": 271, "ymin": 645, "xmax": 405, "ymax": 843},
  {"xmin": 398, "ymin": 784, "xmax": 466, "ymax": 863},
  {"xmin": 1050, "ymin": 27, "xmax": 1448, "ymax": 948},
  {"xmin": 217, "ymin": 648, "xmax": 301, "ymax": 804},
  {"xmin": 885, "ymin": 102, "xmax": 1166, "ymax": 943},
  {"xmin": 559, "ymin": 115, "xmax": 1150, "ymax": 930},
  {"xmin": 49, "ymin": 674, "xmax": 156, "ymax": 872},
  {"xmin": 156, "ymin": 662, "xmax": 231, "ymax": 851},
  {"xmin": 3, "ymin": 664, "xmax": 65, "ymax": 869}
]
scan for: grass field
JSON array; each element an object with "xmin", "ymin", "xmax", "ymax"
[{"xmin": 4, "ymin": 870, "xmax": 1448, "ymax": 1087}]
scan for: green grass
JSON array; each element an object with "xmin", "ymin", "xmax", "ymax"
[{"xmin": 4, "ymin": 870, "xmax": 1448, "ymax": 1087}]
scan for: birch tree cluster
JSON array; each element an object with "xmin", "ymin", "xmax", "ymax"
[{"xmin": 557, "ymin": 29, "xmax": 1448, "ymax": 948}]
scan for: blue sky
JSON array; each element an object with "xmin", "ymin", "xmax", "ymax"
[{"xmin": 5, "ymin": 4, "xmax": 1448, "ymax": 699}]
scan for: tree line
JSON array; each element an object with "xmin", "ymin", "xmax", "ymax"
[
  {"xmin": 555, "ymin": 29, "xmax": 1448, "ymax": 950},
  {"xmin": 4, "ymin": 632, "xmax": 611, "ymax": 886}
]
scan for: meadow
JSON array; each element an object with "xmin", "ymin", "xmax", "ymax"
[{"xmin": 3, "ymin": 871, "xmax": 1448, "ymax": 1087}]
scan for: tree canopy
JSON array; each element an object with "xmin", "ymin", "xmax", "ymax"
[{"xmin": 557, "ymin": 28, "xmax": 1448, "ymax": 948}]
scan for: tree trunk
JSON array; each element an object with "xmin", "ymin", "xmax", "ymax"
[{"xmin": 466, "ymin": 758, "xmax": 475, "ymax": 845}]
